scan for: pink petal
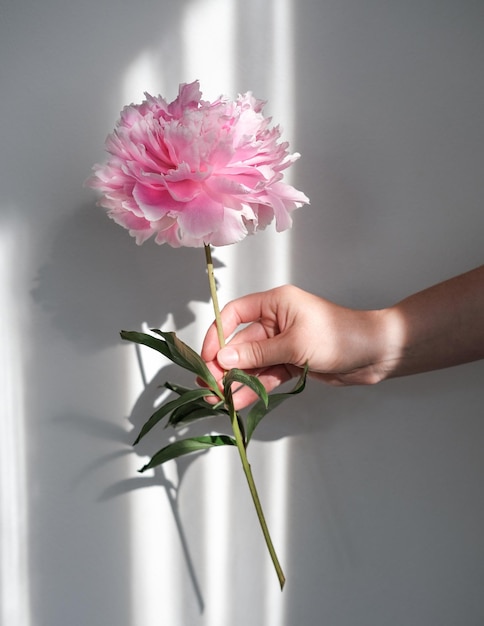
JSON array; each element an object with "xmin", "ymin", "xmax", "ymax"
[
  {"xmin": 132, "ymin": 182, "xmax": 180, "ymax": 220},
  {"xmin": 108, "ymin": 208, "xmax": 154, "ymax": 244},
  {"xmin": 176, "ymin": 193, "xmax": 224, "ymax": 239},
  {"xmin": 88, "ymin": 81, "xmax": 310, "ymax": 248},
  {"xmin": 169, "ymin": 81, "xmax": 202, "ymax": 116},
  {"xmin": 205, "ymin": 176, "xmax": 251, "ymax": 196},
  {"xmin": 164, "ymin": 178, "xmax": 201, "ymax": 202},
  {"xmin": 269, "ymin": 181, "xmax": 310, "ymax": 206},
  {"xmin": 252, "ymin": 203, "xmax": 275, "ymax": 230},
  {"xmin": 208, "ymin": 208, "xmax": 248, "ymax": 246},
  {"xmin": 259, "ymin": 193, "xmax": 293, "ymax": 232}
]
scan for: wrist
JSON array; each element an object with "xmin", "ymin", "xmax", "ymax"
[
  {"xmin": 368, "ymin": 306, "xmax": 405, "ymax": 383},
  {"xmin": 325, "ymin": 307, "xmax": 402, "ymax": 386}
]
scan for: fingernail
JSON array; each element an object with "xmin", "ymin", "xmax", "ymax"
[
  {"xmin": 218, "ymin": 346, "xmax": 239, "ymax": 367},
  {"xmin": 203, "ymin": 395, "xmax": 219, "ymax": 405}
]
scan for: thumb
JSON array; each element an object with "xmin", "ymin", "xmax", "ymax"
[{"xmin": 217, "ymin": 336, "xmax": 288, "ymax": 371}]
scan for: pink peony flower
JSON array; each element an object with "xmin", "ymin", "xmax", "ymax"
[{"xmin": 87, "ymin": 81, "xmax": 309, "ymax": 247}]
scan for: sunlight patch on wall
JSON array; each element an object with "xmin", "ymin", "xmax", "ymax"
[
  {"xmin": 269, "ymin": 0, "xmax": 295, "ymax": 147},
  {"xmin": 121, "ymin": 49, "xmax": 182, "ymax": 626},
  {"xmin": 262, "ymin": 1, "xmax": 295, "ymax": 621},
  {"xmin": 127, "ymin": 456, "xmax": 183, "ymax": 626},
  {"xmin": 0, "ymin": 223, "xmax": 31, "ymax": 626},
  {"xmin": 259, "ymin": 0, "xmax": 297, "ymax": 288},
  {"xmin": 127, "ymin": 316, "xmax": 184, "ymax": 626},
  {"xmin": 182, "ymin": 0, "xmax": 236, "ymax": 98},
  {"xmin": 262, "ymin": 439, "xmax": 290, "ymax": 625},
  {"xmin": 122, "ymin": 49, "xmax": 165, "ymax": 105},
  {"xmin": 121, "ymin": 0, "xmax": 298, "ymax": 618},
  {"xmin": 181, "ymin": 1, "xmax": 237, "ymax": 622}
]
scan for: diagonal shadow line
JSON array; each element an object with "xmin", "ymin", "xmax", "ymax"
[
  {"xmin": 53, "ymin": 403, "xmax": 206, "ymax": 611},
  {"xmin": 100, "ymin": 463, "xmax": 205, "ymax": 613},
  {"xmin": 123, "ymin": 344, "xmax": 206, "ymax": 613}
]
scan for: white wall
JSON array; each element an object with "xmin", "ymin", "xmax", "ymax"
[{"xmin": 1, "ymin": 1, "xmax": 484, "ymax": 625}]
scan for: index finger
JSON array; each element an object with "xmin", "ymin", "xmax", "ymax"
[{"xmin": 201, "ymin": 291, "xmax": 270, "ymax": 361}]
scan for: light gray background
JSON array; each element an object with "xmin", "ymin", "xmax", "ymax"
[{"xmin": 1, "ymin": 1, "xmax": 483, "ymax": 625}]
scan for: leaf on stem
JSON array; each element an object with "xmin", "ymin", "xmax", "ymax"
[
  {"xmin": 162, "ymin": 381, "xmax": 228, "ymax": 426},
  {"xmin": 120, "ymin": 329, "xmax": 222, "ymax": 397},
  {"xmin": 168, "ymin": 405, "xmax": 228, "ymax": 427},
  {"xmin": 151, "ymin": 329, "xmax": 221, "ymax": 394},
  {"xmin": 245, "ymin": 365, "xmax": 309, "ymax": 443},
  {"xmin": 168, "ymin": 399, "xmax": 228, "ymax": 428},
  {"xmin": 163, "ymin": 381, "xmax": 193, "ymax": 396},
  {"xmin": 121, "ymin": 329, "xmax": 173, "ymax": 359},
  {"xmin": 138, "ymin": 435, "xmax": 236, "ymax": 472},
  {"xmin": 133, "ymin": 388, "xmax": 216, "ymax": 445},
  {"xmin": 223, "ymin": 368, "xmax": 269, "ymax": 408}
]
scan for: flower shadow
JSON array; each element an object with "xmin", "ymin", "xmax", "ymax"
[{"xmin": 31, "ymin": 203, "xmax": 222, "ymax": 351}]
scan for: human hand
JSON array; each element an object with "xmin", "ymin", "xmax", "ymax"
[{"xmin": 201, "ymin": 285, "xmax": 389, "ymax": 409}]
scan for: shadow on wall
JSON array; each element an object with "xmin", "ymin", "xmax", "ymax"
[
  {"xmin": 31, "ymin": 202, "xmax": 225, "ymax": 612},
  {"xmin": 31, "ymin": 200, "xmax": 356, "ymax": 450},
  {"xmin": 30, "ymin": 200, "xmax": 354, "ymax": 613},
  {"xmin": 31, "ymin": 203, "xmax": 218, "ymax": 351}
]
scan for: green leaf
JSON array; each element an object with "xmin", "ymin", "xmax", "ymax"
[
  {"xmin": 164, "ymin": 381, "xmax": 225, "ymax": 405},
  {"xmin": 133, "ymin": 388, "xmax": 215, "ymax": 445},
  {"xmin": 120, "ymin": 329, "xmax": 222, "ymax": 398},
  {"xmin": 236, "ymin": 413, "xmax": 247, "ymax": 446},
  {"xmin": 223, "ymin": 368, "xmax": 269, "ymax": 408},
  {"xmin": 151, "ymin": 330, "xmax": 221, "ymax": 395},
  {"xmin": 138, "ymin": 435, "xmax": 236, "ymax": 472},
  {"xmin": 120, "ymin": 330, "xmax": 173, "ymax": 359},
  {"xmin": 168, "ymin": 404, "xmax": 228, "ymax": 428},
  {"xmin": 246, "ymin": 364, "xmax": 308, "ymax": 443},
  {"xmin": 163, "ymin": 381, "xmax": 193, "ymax": 396},
  {"xmin": 162, "ymin": 381, "xmax": 227, "ymax": 427}
]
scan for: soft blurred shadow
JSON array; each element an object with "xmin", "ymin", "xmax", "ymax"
[
  {"xmin": 31, "ymin": 204, "xmax": 220, "ymax": 351},
  {"xmin": 30, "ymin": 200, "xmax": 345, "ymax": 614},
  {"xmin": 31, "ymin": 202, "xmax": 228, "ymax": 612}
]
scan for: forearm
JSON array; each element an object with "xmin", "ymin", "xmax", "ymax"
[{"xmin": 379, "ymin": 265, "xmax": 484, "ymax": 380}]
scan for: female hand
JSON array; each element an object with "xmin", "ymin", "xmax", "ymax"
[{"xmin": 201, "ymin": 285, "xmax": 388, "ymax": 409}]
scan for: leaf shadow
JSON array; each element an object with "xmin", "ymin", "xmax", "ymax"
[
  {"xmin": 31, "ymin": 203, "xmax": 229, "ymax": 613},
  {"xmin": 103, "ymin": 359, "xmax": 231, "ymax": 615},
  {"xmin": 52, "ymin": 362, "xmax": 212, "ymax": 613}
]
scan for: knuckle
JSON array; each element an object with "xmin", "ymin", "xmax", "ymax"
[
  {"xmin": 273, "ymin": 284, "xmax": 297, "ymax": 300},
  {"xmin": 248, "ymin": 340, "xmax": 267, "ymax": 367}
]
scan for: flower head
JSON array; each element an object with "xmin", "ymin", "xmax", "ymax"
[{"xmin": 87, "ymin": 81, "xmax": 309, "ymax": 247}]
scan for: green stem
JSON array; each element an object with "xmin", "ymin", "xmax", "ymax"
[
  {"xmin": 204, "ymin": 244, "xmax": 225, "ymax": 349},
  {"xmin": 203, "ymin": 244, "xmax": 286, "ymax": 590},
  {"xmin": 228, "ymin": 397, "xmax": 286, "ymax": 589}
]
